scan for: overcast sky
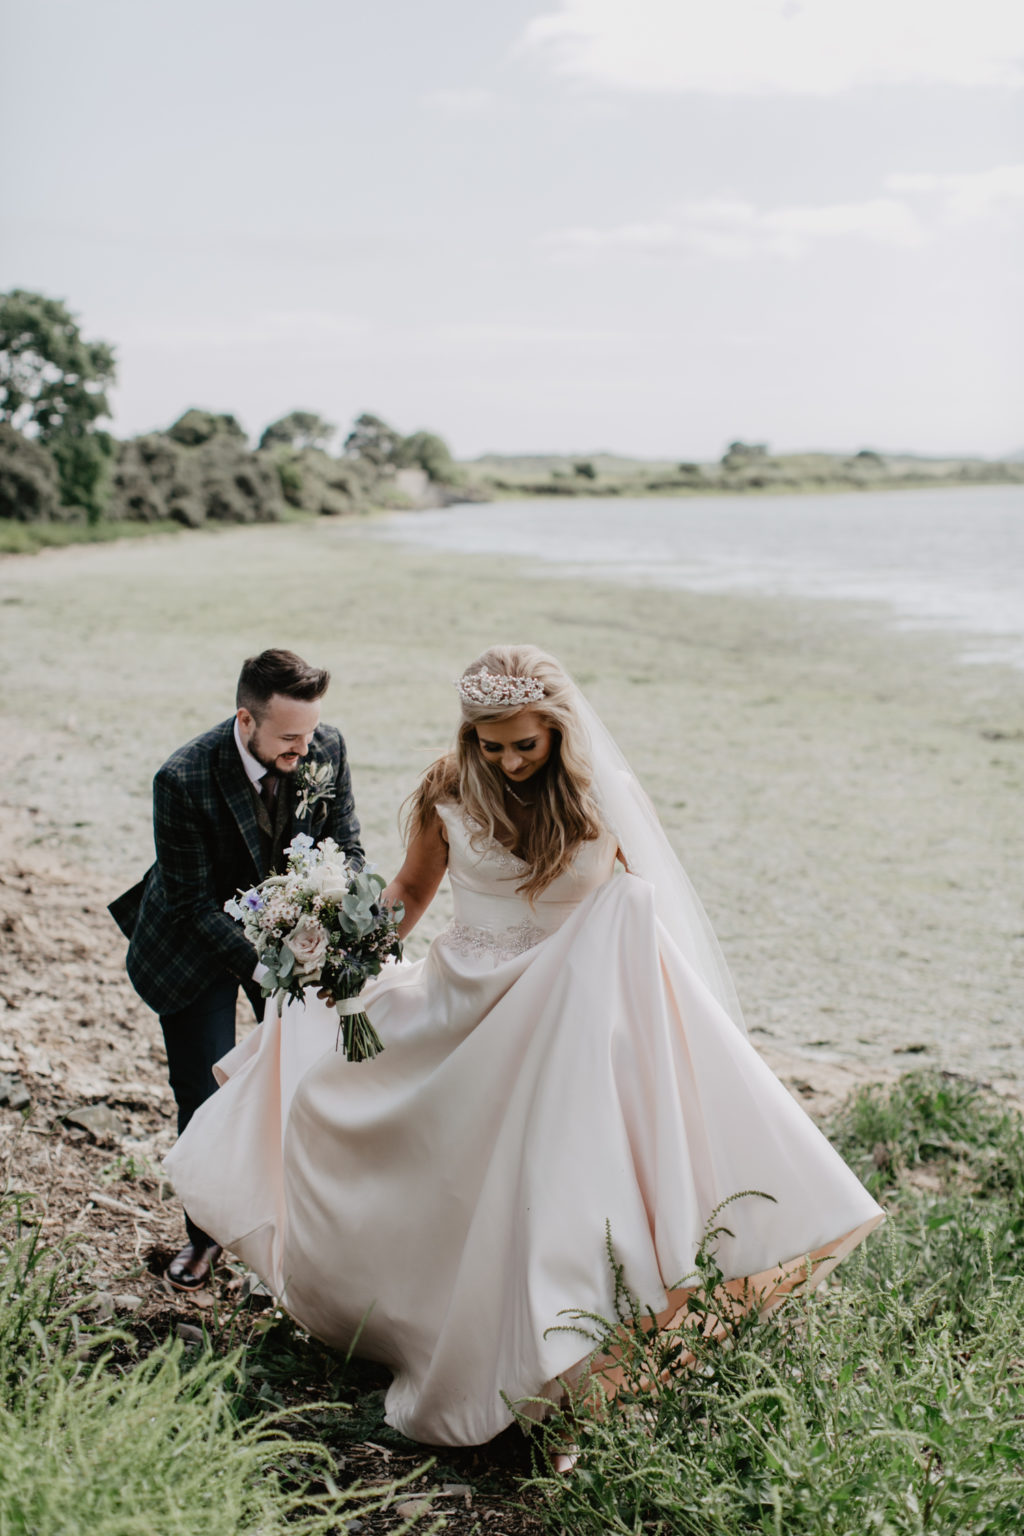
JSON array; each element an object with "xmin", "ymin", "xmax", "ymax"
[{"xmin": 2, "ymin": 0, "xmax": 1022, "ymax": 458}]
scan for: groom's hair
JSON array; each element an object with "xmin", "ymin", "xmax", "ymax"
[{"xmin": 236, "ymin": 649, "xmax": 330, "ymax": 720}]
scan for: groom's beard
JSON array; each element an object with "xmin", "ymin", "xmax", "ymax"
[{"xmin": 247, "ymin": 731, "xmax": 303, "ymax": 774}]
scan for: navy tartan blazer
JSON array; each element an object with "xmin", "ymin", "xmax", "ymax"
[{"xmin": 109, "ymin": 717, "xmax": 364, "ymax": 1016}]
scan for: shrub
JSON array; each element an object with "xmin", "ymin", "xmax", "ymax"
[
  {"xmin": 0, "ymin": 424, "xmax": 61, "ymax": 521},
  {"xmin": 166, "ymin": 408, "xmax": 247, "ymax": 448},
  {"xmin": 396, "ymin": 430, "xmax": 457, "ymax": 483},
  {"xmin": 49, "ymin": 429, "xmax": 114, "ymax": 523},
  {"xmin": 110, "ymin": 433, "xmax": 286, "ymax": 525}
]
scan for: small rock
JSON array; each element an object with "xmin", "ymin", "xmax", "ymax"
[
  {"xmin": 396, "ymin": 1499, "xmax": 435, "ymax": 1519},
  {"xmin": 113, "ymin": 1293, "xmax": 144, "ymax": 1313},
  {"xmin": 240, "ymin": 1273, "xmax": 273, "ymax": 1300},
  {"xmin": 441, "ymin": 1483, "xmax": 472, "ymax": 1500},
  {"xmin": 0, "ymin": 1073, "xmax": 30, "ymax": 1111},
  {"xmin": 175, "ymin": 1323, "xmax": 204, "ymax": 1345},
  {"xmin": 92, "ymin": 1292, "xmax": 115, "ymax": 1322},
  {"xmin": 62, "ymin": 1102, "xmax": 125, "ymax": 1140},
  {"xmin": 344, "ymin": 1523, "xmax": 364, "ymax": 1535}
]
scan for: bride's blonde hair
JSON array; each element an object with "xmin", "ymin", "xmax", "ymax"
[{"xmin": 406, "ymin": 644, "xmax": 604, "ymax": 900}]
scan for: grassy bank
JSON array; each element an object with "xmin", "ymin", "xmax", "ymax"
[
  {"xmin": 468, "ymin": 449, "xmax": 1024, "ymax": 500},
  {"xmin": 0, "ymin": 517, "xmax": 192, "ymax": 557}
]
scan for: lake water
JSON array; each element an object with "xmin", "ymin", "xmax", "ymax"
[{"xmin": 374, "ymin": 484, "xmax": 1024, "ymax": 669}]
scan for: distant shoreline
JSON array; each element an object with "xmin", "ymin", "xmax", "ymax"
[
  {"xmin": 466, "ymin": 445, "xmax": 1024, "ymax": 502},
  {"xmin": 6, "ymin": 462, "xmax": 1023, "ymax": 558}
]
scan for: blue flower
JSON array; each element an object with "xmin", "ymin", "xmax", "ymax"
[{"xmin": 242, "ymin": 888, "xmax": 264, "ymax": 911}]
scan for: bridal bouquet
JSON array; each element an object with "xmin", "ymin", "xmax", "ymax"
[{"xmin": 225, "ymin": 835, "xmax": 403, "ymax": 1062}]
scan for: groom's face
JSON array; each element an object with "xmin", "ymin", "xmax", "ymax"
[{"xmin": 238, "ymin": 693, "xmax": 322, "ymax": 773}]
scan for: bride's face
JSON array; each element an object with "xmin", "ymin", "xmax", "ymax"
[{"xmin": 475, "ymin": 709, "xmax": 554, "ymax": 783}]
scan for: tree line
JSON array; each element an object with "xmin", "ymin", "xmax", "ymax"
[{"xmin": 0, "ymin": 290, "xmax": 458, "ymax": 527}]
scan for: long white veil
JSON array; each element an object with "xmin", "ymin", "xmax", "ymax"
[{"xmin": 575, "ymin": 691, "xmax": 747, "ymax": 1036}]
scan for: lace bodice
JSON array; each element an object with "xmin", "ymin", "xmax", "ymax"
[{"xmin": 434, "ymin": 802, "xmax": 617, "ymax": 962}]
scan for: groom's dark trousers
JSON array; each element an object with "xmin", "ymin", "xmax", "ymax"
[
  {"xmin": 110, "ymin": 716, "xmax": 363, "ymax": 1250},
  {"xmin": 159, "ymin": 976, "xmax": 265, "ymax": 1247}
]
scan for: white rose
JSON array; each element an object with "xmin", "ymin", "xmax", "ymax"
[
  {"xmin": 288, "ymin": 915, "xmax": 329, "ymax": 975},
  {"xmin": 306, "ymin": 863, "xmax": 350, "ymax": 900}
]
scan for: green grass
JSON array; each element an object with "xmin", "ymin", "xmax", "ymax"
[
  {"xmin": 522, "ymin": 1072, "xmax": 1024, "ymax": 1535},
  {"xmin": 0, "ymin": 505, "xmax": 382, "ymax": 555},
  {"xmin": 0, "ymin": 518, "xmax": 188, "ymax": 556},
  {"xmin": 480, "ymin": 470, "xmax": 1024, "ymax": 501},
  {"xmin": 0, "ymin": 1194, "xmax": 436, "ymax": 1535}
]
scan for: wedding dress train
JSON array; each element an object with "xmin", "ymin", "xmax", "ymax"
[{"xmin": 165, "ymin": 802, "xmax": 883, "ymax": 1446}]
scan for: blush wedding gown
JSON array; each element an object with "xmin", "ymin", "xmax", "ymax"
[{"xmin": 165, "ymin": 799, "xmax": 884, "ymax": 1447}]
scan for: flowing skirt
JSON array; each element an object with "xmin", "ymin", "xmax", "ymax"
[{"xmin": 165, "ymin": 874, "xmax": 883, "ymax": 1445}]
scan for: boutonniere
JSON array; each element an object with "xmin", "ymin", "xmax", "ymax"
[{"xmin": 295, "ymin": 759, "xmax": 335, "ymax": 819}]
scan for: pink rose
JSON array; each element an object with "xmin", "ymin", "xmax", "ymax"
[{"xmin": 288, "ymin": 915, "xmax": 328, "ymax": 975}]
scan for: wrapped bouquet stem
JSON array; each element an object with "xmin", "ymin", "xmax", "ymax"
[
  {"xmin": 225, "ymin": 835, "xmax": 403, "ymax": 1063},
  {"xmin": 332, "ymin": 992, "xmax": 385, "ymax": 1062}
]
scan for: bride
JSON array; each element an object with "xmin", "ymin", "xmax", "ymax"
[{"xmin": 164, "ymin": 644, "xmax": 883, "ymax": 1448}]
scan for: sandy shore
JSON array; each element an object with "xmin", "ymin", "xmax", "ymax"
[{"xmin": 1, "ymin": 515, "xmax": 1022, "ymax": 1103}]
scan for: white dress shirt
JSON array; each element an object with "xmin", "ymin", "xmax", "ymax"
[{"xmin": 233, "ymin": 716, "xmax": 271, "ymax": 985}]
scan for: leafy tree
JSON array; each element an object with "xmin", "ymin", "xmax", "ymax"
[
  {"xmin": 0, "ymin": 290, "xmax": 116, "ymax": 517},
  {"xmin": 50, "ymin": 430, "xmax": 115, "ymax": 521},
  {"xmin": 573, "ymin": 460, "xmax": 596, "ymax": 480},
  {"xmin": 396, "ymin": 429, "xmax": 456, "ymax": 483},
  {"xmin": 0, "ymin": 290, "xmax": 115, "ymax": 443},
  {"xmin": 166, "ymin": 408, "xmax": 247, "ymax": 447},
  {"xmin": 258, "ymin": 411, "xmax": 336, "ymax": 453},
  {"xmin": 343, "ymin": 412, "xmax": 402, "ymax": 468}
]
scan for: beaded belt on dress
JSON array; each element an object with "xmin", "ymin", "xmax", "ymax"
[{"xmin": 438, "ymin": 919, "xmax": 548, "ymax": 963}]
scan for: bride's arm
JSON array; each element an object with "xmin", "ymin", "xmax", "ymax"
[{"xmin": 383, "ymin": 813, "xmax": 449, "ymax": 940}]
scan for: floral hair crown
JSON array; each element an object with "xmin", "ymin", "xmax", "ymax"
[{"xmin": 455, "ymin": 668, "xmax": 546, "ymax": 709}]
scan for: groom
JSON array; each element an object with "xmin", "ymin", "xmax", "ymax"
[{"xmin": 110, "ymin": 648, "xmax": 364, "ymax": 1290}]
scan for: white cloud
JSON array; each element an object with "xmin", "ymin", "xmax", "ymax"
[
  {"xmin": 423, "ymin": 321, "xmax": 622, "ymax": 344},
  {"xmin": 127, "ymin": 311, "xmax": 371, "ymax": 352},
  {"xmin": 886, "ymin": 163, "xmax": 1024, "ymax": 219},
  {"xmin": 420, "ymin": 87, "xmax": 498, "ymax": 117},
  {"xmin": 521, "ymin": 0, "xmax": 1024, "ymax": 95},
  {"xmin": 545, "ymin": 194, "xmax": 926, "ymax": 261}
]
